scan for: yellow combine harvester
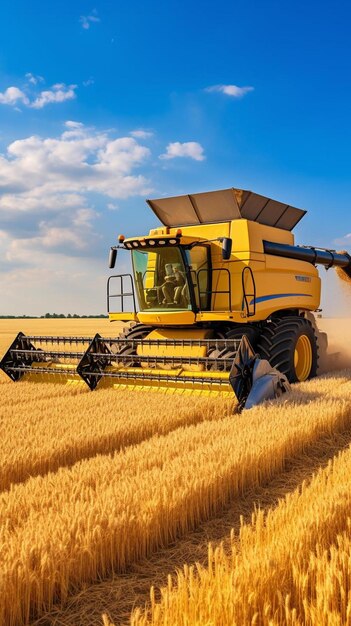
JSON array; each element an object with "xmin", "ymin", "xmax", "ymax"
[{"xmin": 1, "ymin": 187, "xmax": 351, "ymax": 402}]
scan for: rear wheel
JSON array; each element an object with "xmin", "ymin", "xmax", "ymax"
[{"xmin": 257, "ymin": 316, "xmax": 318, "ymax": 383}]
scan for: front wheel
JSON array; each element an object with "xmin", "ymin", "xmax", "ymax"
[
  {"xmin": 206, "ymin": 325, "xmax": 260, "ymax": 371},
  {"xmin": 257, "ymin": 316, "xmax": 318, "ymax": 383}
]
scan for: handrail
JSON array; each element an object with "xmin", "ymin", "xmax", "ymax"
[
  {"xmin": 197, "ymin": 267, "xmax": 232, "ymax": 312},
  {"xmin": 107, "ymin": 274, "xmax": 137, "ymax": 313}
]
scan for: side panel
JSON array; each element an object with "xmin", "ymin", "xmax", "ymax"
[
  {"xmin": 253, "ymin": 254, "xmax": 321, "ymax": 319},
  {"xmin": 109, "ymin": 312, "xmax": 139, "ymax": 322},
  {"xmin": 137, "ymin": 310, "xmax": 196, "ymax": 325},
  {"xmin": 199, "ymin": 220, "xmax": 320, "ymax": 322},
  {"xmin": 246, "ymin": 221, "xmax": 320, "ymax": 318}
]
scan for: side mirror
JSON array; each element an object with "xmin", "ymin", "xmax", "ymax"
[
  {"xmin": 221, "ymin": 237, "xmax": 232, "ymax": 260},
  {"xmin": 109, "ymin": 247, "xmax": 118, "ymax": 269}
]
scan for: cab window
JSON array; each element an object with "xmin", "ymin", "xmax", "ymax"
[{"xmin": 132, "ymin": 247, "xmax": 192, "ymax": 311}]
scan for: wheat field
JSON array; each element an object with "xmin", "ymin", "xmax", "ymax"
[
  {"xmin": 131, "ymin": 438, "xmax": 351, "ymax": 626},
  {"xmin": 0, "ymin": 319, "xmax": 351, "ymax": 625}
]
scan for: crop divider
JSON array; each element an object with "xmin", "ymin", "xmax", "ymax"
[
  {"xmin": 0, "ymin": 332, "xmax": 45, "ymax": 381},
  {"xmin": 77, "ymin": 334, "xmax": 113, "ymax": 390}
]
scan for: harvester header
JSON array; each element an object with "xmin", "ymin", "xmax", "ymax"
[{"xmin": 1, "ymin": 185, "xmax": 350, "ymax": 408}]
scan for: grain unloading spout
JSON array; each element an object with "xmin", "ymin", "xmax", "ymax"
[
  {"xmin": 335, "ymin": 251, "xmax": 351, "ymax": 283},
  {"xmin": 263, "ymin": 241, "xmax": 351, "ymax": 280}
]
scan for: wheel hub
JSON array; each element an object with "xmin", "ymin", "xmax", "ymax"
[{"xmin": 294, "ymin": 334, "xmax": 312, "ymax": 381}]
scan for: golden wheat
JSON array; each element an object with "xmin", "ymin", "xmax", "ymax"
[
  {"xmin": 1, "ymin": 373, "xmax": 351, "ymax": 625},
  {"xmin": 131, "ymin": 438, "xmax": 351, "ymax": 626},
  {"xmin": 0, "ymin": 382, "xmax": 231, "ymax": 492},
  {"xmin": 46, "ymin": 424, "xmax": 351, "ymax": 626},
  {"xmin": 2, "ymin": 320, "xmax": 351, "ymax": 625}
]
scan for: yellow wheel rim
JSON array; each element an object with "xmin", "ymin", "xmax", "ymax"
[{"xmin": 294, "ymin": 334, "xmax": 313, "ymax": 381}]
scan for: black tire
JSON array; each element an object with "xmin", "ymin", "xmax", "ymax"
[
  {"xmin": 207, "ymin": 325, "xmax": 260, "ymax": 371},
  {"xmin": 119, "ymin": 323, "xmax": 154, "ymax": 342},
  {"xmin": 257, "ymin": 316, "xmax": 318, "ymax": 383},
  {"xmin": 111, "ymin": 323, "xmax": 154, "ymax": 365}
]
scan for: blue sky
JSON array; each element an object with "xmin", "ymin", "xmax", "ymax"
[{"xmin": 0, "ymin": 0, "xmax": 350, "ymax": 315}]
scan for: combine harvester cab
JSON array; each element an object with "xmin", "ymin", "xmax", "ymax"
[{"xmin": 1, "ymin": 187, "xmax": 351, "ymax": 409}]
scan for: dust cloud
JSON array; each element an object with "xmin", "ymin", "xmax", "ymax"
[
  {"xmin": 317, "ymin": 266, "xmax": 351, "ymax": 371},
  {"xmin": 317, "ymin": 317, "xmax": 351, "ymax": 371}
]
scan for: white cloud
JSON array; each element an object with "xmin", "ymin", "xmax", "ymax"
[
  {"xmin": 130, "ymin": 129, "xmax": 154, "ymax": 139},
  {"xmin": 0, "ymin": 86, "xmax": 29, "ymax": 106},
  {"xmin": 333, "ymin": 233, "xmax": 351, "ymax": 248},
  {"xmin": 159, "ymin": 141, "xmax": 205, "ymax": 161},
  {"xmin": 25, "ymin": 72, "xmax": 44, "ymax": 85},
  {"xmin": 32, "ymin": 226, "xmax": 88, "ymax": 251},
  {"xmin": 0, "ymin": 191, "xmax": 84, "ymax": 215},
  {"xmin": 83, "ymin": 77, "xmax": 95, "ymax": 87},
  {"xmin": 65, "ymin": 120, "xmax": 84, "ymax": 129},
  {"xmin": 0, "ymin": 121, "xmax": 154, "ymax": 313},
  {"xmin": 205, "ymin": 84, "xmax": 254, "ymax": 97},
  {"xmin": 72, "ymin": 207, "xmax": 99, "ymax": 227},
  {"xmin": 0, "ymin": 122, "xmax": 151, "ymax": 267},
  {"xmin": 30, "ymin": 84, "xmax": 77, "ymax": 109},
  {"xmin": 80, "ymin": 10, "xmax": 100, "ymax": 29},
  {"xmin": 0, "ymin": 122, "xmax": 151, "ymax": 207},
  {"xmin": 0, "ymin": 81, "xmax": 77, "ymax": 109}
]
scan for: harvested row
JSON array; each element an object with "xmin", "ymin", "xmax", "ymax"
[
  {"xmin": 40, "ymin": 402, "xmax": 351, "ymax": 626},
  {"xmin": 1, "ymin": 373, "xmax": 351, "ymax": 625},
  {"xmin": 0, "ymin": 383, "xmax": 232, "ymax": 492},
  {"xmin": 0, "ymin": 370, "xmax": 348, "ymax": 494},
  {"xmin": 131, "ymin": 434, "xmax": 351, "ymax": 625}
]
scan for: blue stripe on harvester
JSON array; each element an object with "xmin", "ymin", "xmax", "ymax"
[{"xmin": 250, "ymin": 293, "xmax": 313, "ymax": 305}]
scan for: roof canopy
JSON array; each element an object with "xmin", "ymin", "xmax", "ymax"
[{"xmin": 147, "ymin": 188, "xmax": 306, "ymax": 231}]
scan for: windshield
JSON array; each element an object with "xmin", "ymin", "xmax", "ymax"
[{"xmin": 132, "ymin": 247, "xmax": 192, "ymax": 311}]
